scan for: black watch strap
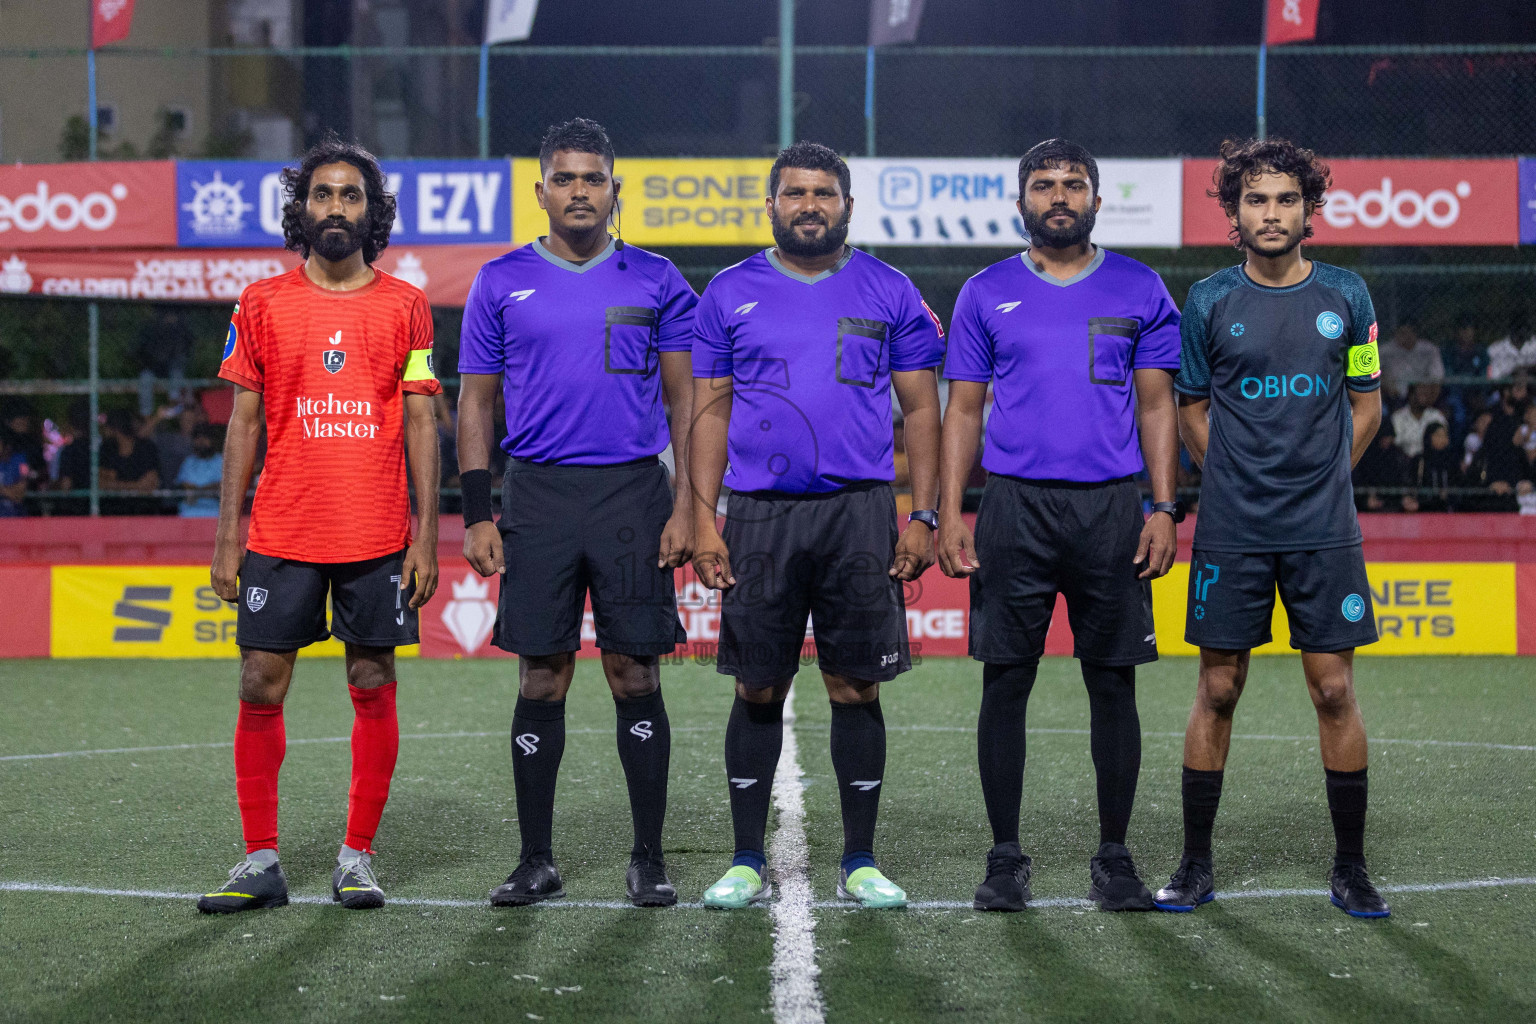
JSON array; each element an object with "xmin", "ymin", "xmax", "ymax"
[
  {"xmin": 1150, "ymin": 500, "xmax": 1185, "ymax": 524},
  {"xmin": 909, "ymin": 509, "xmax": 939, "ymax": 530}
]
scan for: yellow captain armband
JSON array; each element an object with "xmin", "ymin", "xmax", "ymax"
[
  {"xmin": 403, "ymin": 348, "xmax": 437, "ymax": 382},
  {"xmin": 1347, "ymin": 340, "xmax": 1380, "ymax": 379}
]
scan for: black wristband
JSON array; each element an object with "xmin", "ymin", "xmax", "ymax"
[{"xmin": 461, "ymin": 469, "xmax": 495, "ymax": 527}]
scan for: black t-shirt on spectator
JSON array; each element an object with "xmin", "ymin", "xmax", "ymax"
[{"xmin": 100, "ymin": 436, "xmax": 162, "ymax": 515}]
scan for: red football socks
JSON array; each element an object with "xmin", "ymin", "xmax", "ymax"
[
  {"xmin": 344, "ymin": 682, "xmax": 400, "ymax": 853},
  {"xmin": 234, "ymin": 700, "xmax": 286, "ymax": 854}
]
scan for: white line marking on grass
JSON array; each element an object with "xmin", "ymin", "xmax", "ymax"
[
  {"xmin": 5, "ymin": 877, "xmax": 1532, "ymax": 913},
  {"xmin": 883, "ymin": 726, "xmax": 1536, "ymax": 753},
  {"xmin": 767, "ymin": 686, "xmax": 827, "ymax": 1024},
  {"xmin": 0, "ymin": 727, "xmax": 719, "ymax": 762}
]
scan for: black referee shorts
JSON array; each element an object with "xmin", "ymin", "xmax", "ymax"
[
  {"xmin": 236, "ymin": 548, "xmax": 418, "ymax": 651},
  {"xmin": 494, "ymin": 456, "xmax": 687, "ymax": 658},
  {"xmin": 969, "ymin": 474, "xmax": 1157, "ymax": 667},
  {"xmin": 717, "ymin": 482, "xmax": 910, "ymax": 687},
  {"xmin": 1184, "ymin": 544, "xmax": 1378, "ymax": 653}
]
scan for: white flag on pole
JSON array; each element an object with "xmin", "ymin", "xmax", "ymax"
[{"xmin": 485, "ymin": 0, "xmax": 539, "ymax": 44}]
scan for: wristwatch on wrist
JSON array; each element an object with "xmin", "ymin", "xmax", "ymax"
[
  {"xmin": 1151, "ymin": 500, "xmax": 1186, "ymax": 524},
  {"xmin": 909, "ymin": 509, "xmax": 939, "ymax": 530}
]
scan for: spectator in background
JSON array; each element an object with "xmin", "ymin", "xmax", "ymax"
[
  {"xmin": 1, "ymin": 399, "xmax": 45, "ymax": 474},
  {"xmin": 1407, "ymin": 422, "xmax": 1458, "ymax": 512},
  {"xmin": 98, "ymin": 409, "xmax": 161, "ymax": 515},
  {"xmin": 1352, "ymin": 415, "xmax": 1409, "ymax": 512},
  {"xmin": 52, "ymin": 404, "xmax": 92, "ymax": 515},
  {"xmin": 143, "ymin": 401, "xmax": 207, "ymax": 499},
  {"xmin": 1465, "ymin": 376, "xmax": 1530, "ymax": 511},
  {"xmin": 1380, "ymin": 322, "xmax": 1444, "ymax": 406},
  {"xmin": 174, "ymin": 424, "xmax": 224, "ymax": 518},
  {"xmin": 1390, "ymin": 383, "xmax": 1448, "ymax": 461},
  {"xmin": 136, "ymin": 305, "xmax": 194, "ymax": 417},
  {"xmin": 0, "ymin": 431, "xmax": 32, "ymax": 516},
  {"xmin": 1441, "ymin": 318, "xmax": 1490, "ymax": 433},
  {"xmin": 1486, "ymin": 319, "xmax": 1536, "ymax": 381}
]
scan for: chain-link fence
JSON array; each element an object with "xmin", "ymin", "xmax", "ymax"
[{"xmin": 3, "ymin": 44, "xmax": 1534, "ymax": 161}]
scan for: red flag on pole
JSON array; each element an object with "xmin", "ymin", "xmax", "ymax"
[
  {"xmin": 92, "ymin": 0, "xmax": 137, "ymax": 47},
  {"xmin": 1266, "ymin": 0, "xmax": 1320, "ymax": 45}
]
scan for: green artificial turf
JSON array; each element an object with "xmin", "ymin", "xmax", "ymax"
[{"xmin": 2, "ymin": 656, "xmax": 1533, "ymax": 1023}]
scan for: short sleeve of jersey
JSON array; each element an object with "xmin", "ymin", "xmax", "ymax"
[
  {"xmin": 402, "ymin": 291, "xmax": 443, "ymax": 396},
  {"xmin": 656, "ymin": 261, "xmax": 700, "ymax": 353},
  {"xmin": 1134, "ymin": 274, "xmax": 1182, "ymax": 370},
  {"xmin": 217, "ymin": 291, "xmax": 263, "ymax": 392},
  {"xmin": 691, "ymin": 284, "xmax": 734, "ymax": 379},
  {"xmin": 1174, "ymin": 279, "xmax": 1219, "ymax": 397},
  {"xmin": 943, "ymin": 278, "xmax": 993, "ymax": 383},
  {"xmin": 1339, "ymin": 271, "xmax": 1382, "ymax": 393},
  {"xmin": 456, "ymin": 266, "xmax": 505, "ymax": 375},
  {"xmin": 888, "ymin": 276, "xmax": 946, "ymax": 372}
]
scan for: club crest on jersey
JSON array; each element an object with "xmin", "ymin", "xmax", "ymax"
[
  {"xmin": 246, "ymin": 587, "xmax": 268, "ymax": 612},
  {"xmin": 1316, "ymin": 311, "xmax": 1344, "ymax": 339},
  {"xmin": 322, "ymin": 350, "xmax": 346, "ymax": 374}
]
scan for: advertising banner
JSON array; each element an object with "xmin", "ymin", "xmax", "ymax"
[
  {"xmin": 1519, "ymin": 158, "xmax": 1536, "ymax": 246},
  {"xmin": 512, "ymin": 158, "xmax": 775, "ymax": 247},
  {"xmin": 1182, "ymin": 158, "xmax": 1520, "ymax": 246},
  {"xmin": 0, "ymin": 245, "xmax": 508, "ymax": 307},
  {"xmin": 48, "ymin": 565, "xmax": 416, "ymax": 658},
  {"xmin": 177, "ymin": 160, "xmax": 513, "ymax": 248},
  {"xmin": 845, "ymin": 158, "xmax": 1182, "ymax": 247},
  {"xmin": 19, "ymin": 559, "xmax": 1526, "ymax": 659},
  {"xmin": 0, "ymin": 161, "xmax": 176, "ymax": 249}
]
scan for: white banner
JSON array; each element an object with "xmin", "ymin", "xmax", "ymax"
[
  {"xmin": 846, "ymin": 158, "xmax": 1183, "ymax": 248},
  {"xmin": 485, "ymin": 0, "xmax": 539, "ymax": 43}
]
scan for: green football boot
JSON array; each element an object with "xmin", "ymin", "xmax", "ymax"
[
  {"xmin": 837, "ymin": 866, "xmax": 908, "ymax": 909},
  {"xmin": 702, "ymin": 865, "xmax": 772, "ymax": 908}
]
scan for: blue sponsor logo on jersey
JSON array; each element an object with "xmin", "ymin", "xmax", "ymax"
[
  {"xmin": 1341, "ymin": 593, "xmax": 1366, "ymax": 622},
  {"xmin": 1229, "ymin": 322, "xmax": 1245, "ymax": 337},
  {"xmin": 222, "ymin": 322, "xmax": 237, "ymax": 361},
  {"xmin": 1238, "ymin": 373, "xmax": 1332, "ymax": 400},
  {"xmin": 1316, "ymin": 311, "xmax": 1344, "ymax": 339}
]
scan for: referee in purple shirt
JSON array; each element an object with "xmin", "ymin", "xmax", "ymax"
[{"xmin": 937, "ymin": 139, "xmax": 1183, "ymax": 913}]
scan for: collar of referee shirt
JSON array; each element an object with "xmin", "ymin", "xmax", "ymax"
[
  {"xmin": 532, "ymin": 236, "xmax": 617, "ymax": 274},
  {"xmin": 765, "ymin": 245, "xmax": 855, "ymax": 285},
  {"xmin": 1021, "ymin": 245, "xmax": 1104, "ymax": 288}
]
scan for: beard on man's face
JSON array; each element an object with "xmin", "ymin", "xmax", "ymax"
[
  {"xmin": 771, "ymin": 204, "xmax": 851, "ymax": 258},
  {"xmin": 1024, "ymin": 201, "xmax": 1096, "ymax": 249},
  {"xmin": 302, "ymin": 209, "xmax": 369, "ymax": 262},
  {"xmin": 1237, "ymin": 218, "xmax": 1304, "ymax": 257}
]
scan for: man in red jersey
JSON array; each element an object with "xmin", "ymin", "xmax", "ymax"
[{"xmin": 197, "ymin": 136, "xmax": 442, "ymax": 914}]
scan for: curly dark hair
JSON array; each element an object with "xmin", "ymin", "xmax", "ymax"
[
  {"xmin": 1210, "ymin": 137, "xmax": 1330, "ymax": 243},
  {"xmin": 768, "ymin": 141, "xmax": 851, "ymax": 198},
  {"xmin": 280, "ymin": 134, "xmax": 396, "ymax": 264},
  {"xmin": 1018, "ymin": 138, "xmax": 1099, "ymax": 198},
  {"xmin": 538, "ymin": 118, "xmax": 615, "ymax": 172}
]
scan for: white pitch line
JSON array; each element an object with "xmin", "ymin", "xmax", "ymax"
[
  {"xmin": 882, "ymin": 725, "xmax": 1536, "ymax": 753},
  {"xmin": 5, "ymin": 876, "xmax": 1533, "ymax": 912},
  {"xmin": 767, "ymin": 686, "xmax": 827, "ymax": 1024},
  {"xmin": 0, "ymin": 726, "xmax": 719, "ymax": 762}
]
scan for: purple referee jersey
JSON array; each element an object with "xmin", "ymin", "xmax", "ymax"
[
  {"xmin": 458, "ymin": 237, "xmax": 697, "ymax": 464},
  {"xmin": 945, "ymin": 247, "xmax": 1181, "ymax": 482},
  {"xmin": 692, "ymin": 247, "xmax": 946, "ymax": 495}
]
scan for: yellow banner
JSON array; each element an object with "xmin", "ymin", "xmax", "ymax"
[
  {"xmin": 512, "ymin": 157, "xmax": 776, "ymax": 246},
  {"xmin": 49, "ymin": 566, "xmax": 418, "ymax": 659},
  {"xmin": 1149, "ymin": 561, "xmax": 1517, "ymax": 655}
]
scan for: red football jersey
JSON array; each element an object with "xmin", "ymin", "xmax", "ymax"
[{"xmin": 218, "ymin": 266, "xmax": 442, "ymax": 563}]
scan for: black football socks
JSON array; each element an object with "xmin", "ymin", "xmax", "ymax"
[
  {"xmin": 510, "ymin": 696, "xmax": 566, "ymax": 862},
  {"xmin": 976, "ymin": 661, "xmax": 1038, "ymax": 847},
  {"xmin": 614, "ymin": 686, "xmax": 671, "ymax": 861}
]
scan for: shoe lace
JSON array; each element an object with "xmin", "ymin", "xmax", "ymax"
[
  {"xmin": 1336, "ymin": 861, "xmax": 1376, "ymax": 893},
  {"xmin": 633, "ymin": 858, "xmax": 669, "ymax": 889},
  {"xmin": 1169, "ymin": 858, "xmax": 1208, "ymax": 888},
  {"xmin": 985, "ymin": 849, "xmax": 1023, "ymax": 878},
  {"xmin": 510, "ymin": 857, "xmax": 549, "ymax": 885},
  {"xmin": 227, "ymin": 858, "xmax": 265, "ymax": 883},
  {"xmin": 1100, "ymin": 854, "xmax": 1144, "ymax": 883},
  {"xmin": 344, "ymin": 857, "xmax": 380, "ymax": 890}
]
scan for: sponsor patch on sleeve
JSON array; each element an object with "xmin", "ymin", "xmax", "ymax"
[
  {"xmin": 1348, "ymin": 339, "xmax": 1381, "ymax": 379},
  {"xmin": 403, "ymin": 348, "xmax": 437, "ymax": 382}
]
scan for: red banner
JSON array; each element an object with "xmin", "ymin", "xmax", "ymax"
[
  {"xmin": 1266, "ymin": 0, "xmax": 1319, "ymax": 45},
  {"xmin": 0, "ymin": 244, "xmax": 509, "ymax": 307},
  {"xmin": 92, "ymin": 0, "xmax": 137, "ymax": 47},
  {"xmin": 1181, "ymin": 158, "xmax": 1519, "ymax": 247},
  {"xmin": 0, "ymin": 162, "xmax": 175, "ymax": 249}
]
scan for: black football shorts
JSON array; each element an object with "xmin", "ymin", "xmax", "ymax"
[
  {"xmin": 236, "ymin": 547, "xmax": 418, "ymax": 651},
  {"xmin": 1184, "ymin": 544, "xmax": 1378, "ymax": 653}
]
